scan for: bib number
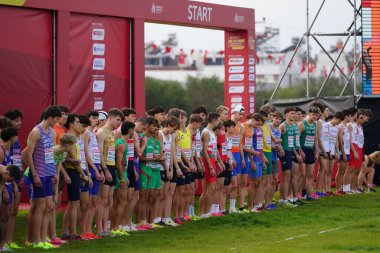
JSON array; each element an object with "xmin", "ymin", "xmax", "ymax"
[
  {"xmin": 257, "ymin": 137, "xmax": 263, "ymax": 150},
  {"xmin": 107, "ymin": 146, "xmax": 115, "ymax": 163},
  {"xmin": 45, "ymin": 147, "xmax": 54, "ymax": 164},
  {"xmin": 305, "ymin": 135, "xmax": 315, "ymax": 148}
]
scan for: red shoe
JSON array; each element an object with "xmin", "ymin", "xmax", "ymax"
[
  {"xmin": 183, "ymin": 215, "xmax": 192, "ymax": 221},
  {"xmin": 212, "ymin": 212, "xmax": 224, "ymax": 217},
  {"xmin": 81, "ymin": 234, "xmax": 95, "ymax": 240},
  {"xmin": 339, "ymin": 191, "xmax": 346, "ymax": 195},
  {"xmin": 334, "ymin": 191, "xmax": 342, "ymax": 196},
  {"xmin": 136, "ymin": 225, "xmax": 148, "ymax": 231},
  {"xmin": 174, "ymin": 218, "xmax": 183, "ymax": 225},
  {"xmin": 143, "ymin": 224, "xmax": 154, "ymax": 230},
  {"xmin": 50, "ymin": 237, "xmax": 67, "ymax": 245},
  {"xmin": 88, "ymin": 233, "xmax": 101, "ymax": 239}
]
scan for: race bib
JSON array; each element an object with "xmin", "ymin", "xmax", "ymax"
[
  {"xmin": 45, "ymin": 147, "xmax": 54, "ymax": 164},
  {"xmin": 128, "ymin": 143, "xmax": 134, "ymax": 159},
  {"xmin": 93, "ymin": 146, "xmax": 101, "ymax": 164},
  {"xmin": 222, "ymin": 143, "xmax": 228, "ymax": 156},
  {"xmin": 176, "ymin": 146, "xmax": 182, "ymax": 160},
  {"xmin": 232, "ymin": 136, "xmax": 240, "ymax": 147},
  {"xmin": 107, "ymin": 146, "xmax": 115, "ymax": 163},
  {"xmin": 295, "ymin": 136, "xmax": 300, "ymax": 147},
  {"xmin": 183, "ymin": 148, "xmax": 192, "ymax": 160},
  {"xmin": 288, "ymin": 136, "xmax": 294, "ymax": 148},
  {"xmin": 244, "ymin": 137, "xmax": 252, "ymax": 149},
  {"xmin": 12, "ymin": 154, "xmax": 22, "ymax": 168},
  {"xmin": 266, "ymin": 136, "xmax": 272, "ymax": 148},
  {"xmin": 305, "ymin": 135, "xmax": 315, "ymax": 148},
  {"xmin": 257, "ymin": 137, "xmax": 263, "ymax": 150},
  {"xmin": 80, "ymin": 150, "xmax": 86, "ymax": 171}
]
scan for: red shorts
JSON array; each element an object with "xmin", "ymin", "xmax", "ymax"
[
  {"xmin": 202, "ymin": 158, "xmax": 217, "ymax": 183},
  {"xmin": 348, "ymin": 144, "xmax": 363, "ymax": 170}
]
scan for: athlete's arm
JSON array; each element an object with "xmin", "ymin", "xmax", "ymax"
[
  {"xmin": 96, "ymin": 129, "xmax": 107, "ymax": 171},
  {"xmin": 201, "ymin": 130, "xmax": 213, "ymax": 171},
  {"xmin": 338, "ymin": 126, "xmax": 345, "ymax": 157},
  {"xmin": 26, "ymin": 128, "xmax": 41, "ymax": 187},
  {"xmin": 67, "ymin": 145, "xmax": 88, "ymax": 180},
  {"xmin": 239, "ymin": 125, "xmax": 246, "ymax": 168},
  {"xmin": 115, "ymin": 143, "xmax": 127, "ymax": 188}
]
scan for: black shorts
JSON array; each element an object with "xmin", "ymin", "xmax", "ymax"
[
  {"xmin": 66, "ymin": 169, "xmax": 81, "ymax": 201},
  {"xmin": 280, "ymin": 150, "xmax": 293, "ymax": 171},
  {"xmin": 223, "ymin": 162, "xmax": 232, "ymax": 186},
  {"xmin": 127, "ymin": 160, "xmax": 136, "ymax": 188},
  {"xmin": 104, "ymin": 165, "xmax": 117, "ymax": 187},
  {"xmin": 292, "ymin": 150, "xmax": 301, "ymax": 163},
  {"xmin": 58, "ymin": 171, "xmax": 65, "ymax": 192},
  {"xmin": 160, "ymin": 170, "xmax": 169, "ymax": 182},
  {"xmin": 303, "ymin": 149, "xmax": 316, "ymax": 165},
  {"xmin": 170, "ymin": 168, "xmax": 178, "ymax": 184}
]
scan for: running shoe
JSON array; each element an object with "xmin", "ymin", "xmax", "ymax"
[
  {"xmin": 33, "ymin": 242, "xmax": 50, "ymax": 250},
  {"xmin": 87, "ymin": 233, "xmax": 101, "ymax": 239},
  {"xmin": 152, "ymin": 223, "xmax": 164, "ymax": 229},
  {"xmin": 212, "ymin": 212, "xmax": 224, "ymax": 217},
  {"xmin": 325, "ymin": 191, "xmax": 333, "ymax": 196},
  {"xmin": 143, "ymin": 224, "xmax": 154, "ymax": 230},
  {"xmin": 24, "ymin": 241, "xmax": 34, "ymax": 247},
  {"xmin": 265, "ymin": 203, "xmax": 276, "ymax": 210},
  {"xmin": 163, "ymin": 219, "xmax": 179, "ymax": 227},
  {"xmin": 50, "ymin": 237, "xmax": 68, "ymax": 245},
  {"xmin": 135, "ymin": 225, "xmax": 148, "ymax": 231},
  {"xmin": 61, "ymin": 234, "xmax": 71, "ymax": 241},
  {"xmin": 0, "ymin": 246, "xmax": 12, "ymax": 252},
  {"xmin": 70, "ymin": 234, "xmax": 86, "ymax": 241},
  {"xmin": 7, "ymin": 242, "xmax": 23, "ymax": 249},
  {"xmin": 250, "ymin": 207, "xmax": 261, "ymax": 213},
  {"xmin": 43, "ymin": 242, "xmax": 59, "ymax": 248},
  {"xmin": 173, "ymin": 218, "xmax": 184, "ymax": 225},
  {"xmin": 190, "ymin": 215, "xmax": 202, "ymax": 221},
  {"xmin": 293, "ymin": 199, "xmax": 306, "ymax": 205},
  {"xmin": 356, "ymin": 187, "xmax": 365, "ymax": 193},
  {"xmin": 81, "ymin": 234, "xmax": 95, "ymax": 240},
  {"xmin": 305, "ymin": 195, "xmax": 317, "ymax": 201},
  {"xmin": 311, "ymin": 193, "xmax": 321, "ymax": 198},
  {"xmin": 183, "ymin": 215, "xmax": 192, "ymax": 221},
  {"xmin": 281, "ymin": 201, "xmax": 297, "ymax": 208},
  {"xmin": 240, "ymin": 209, "xmax": 250, "ymax": 214}
]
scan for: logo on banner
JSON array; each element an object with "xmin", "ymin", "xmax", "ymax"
[
  {"xmin": 151, "ymin": 3, "xmax": 164, "ymax": 14},
  {"xmin": 234, "ymin": 14, "xmax": 245, "ymax": 23},
  {"xmin": 228, "ymin": 86, "xmax": 244, "ymax": 94},
  {"xmin": 231, "ymin": 96, "xmax": 242, "ymax": 103},
  {"xmin": 229, "ymin": 66, "xmax": 244, "ymax": 73},
  {"xmin": 228, "ymin": 58, "xmax": 244, "ymax": 65},
  {"xmin": 93, "ymin": 58, "xmax": 105, "ymax": 70},
  {"xmin": 93, "ymin": 43, "xmax": 105, "ymax": 56},
  {"xmin": 188, "ymin": 5, "xmax": 213, "ymax": 22},
  {"xmin": 92, "ymin": 28, "xmax": 105, "ymax": 41},
  {"xmin": 250, "ymin": 96, "xmax": 255, "ymax": 102},
  {"xmin": 94, "ymin": 100, "xmax": 104, "ymax": 110},
  {"xmin": 249, "ymin": 66, "xmax": 255, "ymax": 73},
  {"xmin": 249, "ymin": 58, "xmax": 255, "ymax": 65},
  {"xmin": 93, "ymin": 80, "xmax": 105, "ymax": 92},
  {"xmin": 249, "ymin": 74, "xmax": 255, "ymax": 81},
  {"xmin": 229, "ymin": 74, "xmax": 244, "ymax": 82},
  {"xmin": 249, "ymin": 86, "xmax": 255, "ymax": 93}
]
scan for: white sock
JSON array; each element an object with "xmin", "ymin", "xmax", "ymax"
[
  {"xmin": 346, "ymin": 184, "xmax": 351, "ymax": 192},
  {"xmin": 230, "ymin": 199, "xmax": 236, "ymax": 211},
  {"xmin": 215, "ymin": 204, "xmax": 220, "ymax": 213}
]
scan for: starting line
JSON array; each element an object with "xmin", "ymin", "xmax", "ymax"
[{"xmin": 278, "ymin": 227, "xmax": 344, "ymax": 242}]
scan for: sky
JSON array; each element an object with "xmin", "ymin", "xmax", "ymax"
[{"xmin": 145, "ymin": 0, "xmax": 360, "ymax": 52}]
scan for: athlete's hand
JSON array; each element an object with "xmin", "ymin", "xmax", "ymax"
[
  {"xmin": 105, "ymin": 170, "xmax": 112, "ymax": 182},
  {"xmin": 71, "ymin": 159, "xmax": 81, "ymax": 165},
  {"xmin": 323, "ymin": 151, "xmax": 328, "ymax": 159},
  {"xmin": 342, "ymin": 155, "xmax": 347, "ymax": 162},
  {"xmin": 95, "ymin": 170, "xmax": 102, "ymax": 181},
  {"xmin": 89, "ymin": 178, "xmax": 93, "ymax": 188},
  {"xmin": 275, "ymin": 139, "xmax": 282, "ymax": 144},
  {"xmin": 53, "ymin": 175, "xmax": 58, "ymax": 185},
  {"xmin": 64, "ymin": 174, "xmax": 71, "ymax": 184},
  {"xmin": 232, "ymin": 160, "xmax": 237, "ymax": 169},
  {"xmin": 251, "ymin": 161, "xmax": 257, "ymax": 171},
  {"xmin": 334, "ymin": 154, "xmax": 339, "ymax": 161},
  {"xmin": 82, "ymin": 175, "xmax": 89, "ymax": 182},
  {"xmin": 188, "ymin": 163, "xmax": 196, "ymax": 172},
  {"xmin": 209, "ymin": 168, "xmax": 216, "ymax": 177},
  {"xmin": 314, "ymin": 152, "xmax": 318, "ymax": 160},
  {"xmin": 279, "ymin": 149, "xmax": 285, "ymax": 158},
  {"xmin": 177, "ymin": 169, "xmax": 184, "ymax": 178},
  {"xmin": 242, "ymin": 160, "xmax": 246, "ymax": 169},
  {"xmin": 252, "ymin": 151, "xmax": 260, "ymax": 157},
  {"xmin": 168, "ymin": 170, "xmax": 173, "ymax": 180},
  {"xmin": 264, "ymin": 157, "xmax": 269, "ymax": 164},
  {"xmin": 354, "ymin": 152, "xmax": 359, "ymax": 160},
  {"xmin": 3, "ymin": 189, "xmax": 10, "ymax": 204},
  {"xmin": 33, "ymin": 176, "xmax": 42, "ymax": 188},
  {"xmin": 134, "ymin": 172, "xmax": 139, "ymax": 181},
  {"xmin": 221, "ymin": 162, "xmax": 226, "ymax": 171},
  {"xmin": 12, "ymin": 186, "xmax": 18, "ymax": 198},
  {"xmin": 300, "ymin": 151, "xmax": 306, "ymax": 160},
  {"xmin": 296, "ymin": 155, "xmax": 303, "ymax": 164},
  {"xmin": 120, "ymin": 180, "xmax": 127, "ymax": 189}
]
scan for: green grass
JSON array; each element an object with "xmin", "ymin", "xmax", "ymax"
[{"xmin": 13, "ymin": 192, "xmax": 380, "ymax": 252}]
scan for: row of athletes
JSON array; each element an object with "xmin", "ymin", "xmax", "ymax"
[{"xmin": 0, "ymin": 103, "xmax": 379, "ymax": 251}]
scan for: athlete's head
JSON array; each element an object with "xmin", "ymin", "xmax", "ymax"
[
  {"xmin": 78, "ymin": 115, "xmax": 90, "ymax": 134},
  {"xmin": 4, "ymin": 109, "xmax": 23, "ymax": 130},
  {"xmin": 356, "ymin": 110, "xmax": 366, "ymax": 125},
  {"xmin": 59, "ymin": 134, "xmax": 77, "ymax": 150},
  {"xmin": 146, "ymin": 116, "xmax": 159, "ymax": 135},
  {"xmin": 363, "ymin": 109, "xmax": 372, "ymax": 123},
  {"xmin": 98, "ymin": 111, "xmax": 108, "ymax": 128},
  {"xmin": 42, "ymin": 106, "xmax": 62, "ymax": 127},
  {"xmin": 162, "ymin": 116, "xmax": 180, "ymax": 134},
  {"xmin": 179, "ymin": 110, "xmax": 187, "ymax": 127},
  {"xmin": 258, "ymin": 110, "xmax": 269, "ymax": 121},
  {"xmin": 189, "ymin": 114, "xmax": 203, "ymax": 130},
  {"xmin": 121, "ymin": 121, "xmax": 135, "ymax": 137},
  {"xmin": 348, "ymin": 107, "xmax": 358, "ymax": 119},
  {"xmin": 295, "ymin": 107, "xmax": 303, "ymax": 122},
  {"xmin": 250, "ymin": 113, "xmax": 264, "ymax": 127},
  {"xmin": 331, "ymin": 111, "xmax": 344, "ymax": 126},
  {"xmin": 272, "ymin": 112, "xmax": 283, "ymax": 127},
  {"xmin": 308, "ymin": 106, "xmax": 320, "ymax": 122},
  {"xmin": 213, "ymin": 122, "xmax": 223, "ymax": 136},
  {"xmin": 65, "ymin": 114, "xmax": 81, "ymax": 135},
  {"xmin": 148, "ymin": 106, "xmax": 165, "ymax": 123},
  {"xmin": 121, "ymin": 107, "xmax": 137, "ymax": 123},
  {"xmin": 259, "ymin": 104, "xmax": 276, "ymax": 118},
  {"xmin": 342, "ymin": 109, "xmax": 351, "ymax": 121},
  {"xmin": 207, "ymin": 112, "xmax": 220, "ymax": 128},
  {"xmin": 135, "ymin": 117, "xmax": 148, "ymax": 134},
  {"xmin": 86, "ymin": 110, "xmax": 99, "ymax": 128},
  {"xmin": 231, "ymin": 105, "xmax": 245, "ymax": 122},
  {"xmin": 0, "ymin": 127, "xmax": 18, "ymax": 146},
  {"xmin": 369, "ymin": 151, "xmax": 380, "ymax": 164},
  {"xmin": 191, "ymin": 105, "xmax": 208, "ymax": 121},
  {"xmin": 0, "ymin": 116, "xmax": 11, "ymax": 136},
  {"xmin": 310, "ymin": 101, "xmax": 325, "ymax": 117},
  {"xmin": 2, "ymin": 165, "xmax": 21, "ymax": 182},
  {"xmin": 56, "ymin": 105, "xmax": 69, "ymax": 126},
  {"xmin": 223, "ymin": 119, "xmax": 236, "ymax": 134},
  {"xmin": 107, "ymin": 108, "xmax": 124, "ymax": 130},
  {"xmin": 167, "ymin": 108, "xmax": 182, "ymax": 119},
  {"xmin": 216, "ymin": 105, "xmax": 229, "ymax": 122},
  {"xmin": 284, "ymin": 107, "xmax": 296, "ymax": 121}
]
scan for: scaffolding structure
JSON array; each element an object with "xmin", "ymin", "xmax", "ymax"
[{"xmin": 269, "ymin": 0, "xmax": 362, "ymax": 101}]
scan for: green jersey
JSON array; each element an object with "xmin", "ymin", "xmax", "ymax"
[
  {"xmin": 115, "ymin": 138, "xmax": 129, "ymax": 168},
  {"xmin": 300, "ymin": 120, "xmax": 317, "ymax": 150},
  {"xmin": 281, "ymin": 122, "xmax": 294, "ymax": 152}
]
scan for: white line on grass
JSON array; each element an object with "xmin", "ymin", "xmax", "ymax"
[
  {"xmin": 319, "ymin": 227, "xmax": 343, "ymax": 234},
  {"xmin": 279, "ymin": 227, "xmax": 344, "ymax": 242}
]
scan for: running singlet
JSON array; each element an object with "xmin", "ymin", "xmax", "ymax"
[
  {"xmin": 356, "ymin": 124, "xmax": 364, "ymax": 149},
  {"xmin": 53, "ymin": 125, "xmax": 66, "ymax": 145},
  {"xmin": 293, "ymin": 123, "xmax": 300, "ymax": 151},
  {"xmin": 151, "ymin": 139, "xmax": 162, "ymax": 171},
  {"xmin": 281, "ymin": 122, "xmax": 294, "ymax": 152},
  {"xmin": 217, "ymin": 126, "xmax": 228, "ymax": 162},
  {"xmin": 127, "ymin": 138, "xmax": 134, "ymax": 161},
  {"xmin": 328, "ymin": 122, "xmax": 339, "ymax": 155},
  {"xmin": 270, "ymin": 125, "xmax": 281, "ymax": 161},
  {"xmin": 231, "ymin": 122, "xmax": 241, "ymax": 153},
  {"xmin": 202, "ymin": 128, "xmax": 217, "ymax": 159},
  {"xmin": 241, "ymin": 122, "xmax": 254, "ymax": 152},
  {"xmin": 262, "ymin": 123, "xmax": 272, "ymax": 152},
  {"xmin": 226, "ymin": 136, "xmax": 234, "ymax": 164},
  {"xmin": 174, "ymin": 131, "xmax": 182, "ymax": 163},
  {"xmin": 33, "ymin": 125, "xmax": 56, "ymax": 177},
  {"xmin": 161, "ymin": 131, "xmax": 173, "ymax": 170},
  {"xmin": 300, "ymin": 120, "xmax": 317, "ymax": 150},
  {"xmin": 318, "ymin": 119, "xmax": 330, "ymax": 153},
  {"xmin": 10, "ymin": 138, "xmax": 22, "ymax": 168},
  {"xmin": 192, "ymin": 130, "xmax": 202, "ymax": 158},
  {"xmin": 102, "ymin": 127, "xmax": 116, "ymax": 166},
  {"xmin": 1, "ymin": 145, "xmax": 12, "ymax": 166},
  {"xmin": 66, "ymin": 137, "xmax": 86, "ymax": 171},
  {"xmin": 179, "ymin": 128, "xmax": 192, "ymax": 161},
  {"xmin": 115, "ymin": 138, "xmax": 129, "ymax": 169},
  {"xmin": 87, "ymin": 130, "xmax": 101, "ymax": 165},
  {"xmin": 252, "ymin": 127, "xmax": 263, "ymax": 161},
  {"xmin": 140, "ymin": 135, "xmax": 154, "ymax": 168},
  {"xmin": 342, "ymin": 124, "xmax": 351, "ymax": 155}
]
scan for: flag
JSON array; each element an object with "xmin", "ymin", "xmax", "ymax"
[
  {"xmin": 275, "ymin": 55, "xmax": 284, "ymax": 64},
  {"xmin": 301, "ymin": 60, "xmax": 306, "ymax": 73},
  {"xmin": 322, "ymin": 66, "xmax": 327, "ymax": 78},
  {"xmin": 309, "ymin": 63, "xmax": 314, "ymax": 73},
  {"xmin": 179, "ymin": 48, "xmax": 185, "ymax": 65},
  {"xmin": 203, "ymin": 50, "xmax": 208, "ymax": 65},
  {"xmin": 267, "ymin": 54, "xmax": 273, "ymax": 60},
  {"xmin": 256, "ymin": 54, "xmax": 260, "ymax": 64},
  {"xmin": 165, "ymin": 46, "xmax": 171, "ymax": 54}
]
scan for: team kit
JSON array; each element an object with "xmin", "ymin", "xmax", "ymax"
[{"xmin": 0, "ymin": 102, "xmax": 379, "ymax": 251}]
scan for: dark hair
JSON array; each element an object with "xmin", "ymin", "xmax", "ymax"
[
  {"xmin": 136, "ymin": 117, "xmax": 148, "ymax": 125},
  {"xmin": 121, "ymin": 121, "xmax": 135, "ymax": 135},
  {"xmin": 259, "ymin": 104, "xmax": 276, "ymax": 113},
  {"xmin": 0, "ymin": 116, "xmax": 11, "ymax": 130},
  {"xmin": 363, "ymin": 109, "xmax": 373, "ymax": 119},
  {"xmin": 78, "ymin": 115, "xmax": 90, "ymax": 127},
  {"xmin": 284, "ymin": 107, "xmax": 296, "ymax": 114},
  {"xmin": 310, "ymin": 101, "xmax": 326, "ymax": 113},
  {"xmin": 258, "ymin": 110, "xmax": 268, "ymax": 118},
  {"xmin": 4, "ymin": 109, "xmax": 23, "ymax": 120},
  {"xmin": 342, "ymin": 109, "xmax": 350, "ymax": 118},
  {"xmin": 191, "ymin": 105, "xmax": 208, "ymax": 115},
  {"xmin": 121, "ymin": 107, "xmax": 136, "ymax": 117},
  {"xmin": 0, "ymin": 127, "xmax": 18, "ymax": 142},
  {"xmin": 334, "ymin": 111, "xmax": 344, "ymax": 121},
  {"xmin": 146, "ymin": 116, "xmax": 159, "ymax": 126},
  {"xmin": 163, "ymin": 116, "xmax": 180, "ymax": 128},
  {"xmin": 357, "ymin": 109, "xmax": 365, "ymax": 119},
  {"xmin": 252, "ymin": 113, "xmax": 264, "ymax": 122},
  {"xmin": 224, "ymin": 119, "xmax": 236, "ymax": 129},
  {"xmin": 167, "ymin": 108, "xmax": 182, "ymax": 119},
  {"xmin": 64, "ymin": 114, "xmax": 78, "ymax": 129},
  {"xmin": 107, "ymin": 108, "xmax": 124, "ymax": 119},
  {"xmin": 272, "ymin": 112, "xmax": 283, "ymax": 119},
  {"xmin": 7, "ymin": 165, "xmax": 21, "ymax": 181},
  {"xmin": 213, "ymin": 122, "xmax": 223, "ymax": 131},
  {"xmin": 56, "ymin": 105, "xmax": 69, "ymax": 113},
  {"xmin": 148, "ymin": 106, "xmax": 165, "ymax": 116},
  {"xmin": 190, "ymin": 114, "xmax": 203, "ymax": 124},
  {"xmin": 326, "ymin": 115, "xmax": 333, "ymax": 122},
  {"xmin": 245, "ymin": 114, "xmax": 253, "ymax": 120},
  {"xmin": 348, "ymin": 107, "xmax": 357, "ymax": 116},
  {"xmin": 207, "ymin": 112, "xmax": 220, "ymax": 123},
  {"xmin": 295, "ymin": 107, "xmax": 303, "ymax": 113},
  {"xmin": 86, "ymin": 110, "xmax": 99, "ymax": 118},
  {"xmin": 309, "ymin": 106, "xmax": 321, "ymax": 114},
  {"xmin": 43, "ymin": 106, "xmax": 62, "ymax": 120}
]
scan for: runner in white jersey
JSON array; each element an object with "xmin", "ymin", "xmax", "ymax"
[
  {"xmin": 316, "ymin": 105, "xmax": 330, "ymax": 197},
  {"xmin": 325, "ymin": 112, "xmax": 343, "ymax": 195}
]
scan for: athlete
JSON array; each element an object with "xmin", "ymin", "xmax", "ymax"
[
  {"xmin": 316, "ymin": 105, "xmax": 330, "ymax": 197},
  {"xmin": 357, "ymin": 151, "xmax": 380, "ymax": 191}
]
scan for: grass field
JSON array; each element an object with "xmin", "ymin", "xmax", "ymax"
[{"xmin": 12, "ymin": 191, "xmax": 380, "ymax": 253}]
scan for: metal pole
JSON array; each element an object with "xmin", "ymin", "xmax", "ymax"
[
  {"xmin": 353, "ymin": 0, "xmax": 357, "ymax": 96},
  {"xmin": 306, "ymin": 0, "xmax": 310, "ymax": 98},
  {"xmin": 340, "ymin": 55, "xmax": 362, "ymax": 96},
  {"xmin": 52, "ymin": 12, "xmax": 56, "ymax": 105},
  {"xmin": 316, "ymin": 34, "xmax": 351, "ymax": 97},
  {"xmin": 269, "ymin": 35, "xmax": 305, "ymax": 100}
]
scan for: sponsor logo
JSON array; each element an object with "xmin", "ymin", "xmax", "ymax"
[
  {"xmin": 249, "ymin": 74, "xmax": 255, "ymax": 81},
  {"xmin": 93, "ymin": 80, "xmax": 105, "ymax": 92},
  {"xmin": 151, "ymin": 3, "xmax": 163, "ymax": 14},
  {"xmin": 249, "ymin": 66, "xmax": 255, "ymax": 73},
  {"xmin": 228, "ymin": 58, "xmax": 244, "ymax": 65},
  {"xmin": 228, "ymin": 86, "xmax": 244, "ymax": 94},
  {"xmin": 188, "ymin": 4, "xmax": 212, "ymax": 22},
  {"xmin": 231, "ymin": 103, "xmax": 242, "ymax": 109},
  {"xmin": 234, "ymin": 14, "xmax": 245, "ymax": 23},
  {"xmin": 250, "ymin": 96, "xmax": 255, "ymax": 102},
  {"xmin": 231, "ymin": 97, "xmax": 242, "ymax": 103},
  {"xmin": 93, "ymin": 58, "xmax": 105, "ymax": 70},
  {"xmin": 249, "ymin": 86, "xmax": 255, "ymax": 93},
  {"xmin": 249, "ymin": 58, "xmax": 255, "ymax": 65},
  {"xmin": 92, "ymin": 28, "xmax": 105, "ymax": 41},
  {"xmin": 229, "ymin": 66, "xmax": 244, "ymax": 74},
  {"xmin": 94, "ymin": 100, "xmax": 103, "ymax": 110},
  {"xmin": 93, "ymin": 43, "xmax": 105, "ymax": 56},
  {"xmin": 250, "ymin": 103, "xmax": 255, "ymax": 108},
  {"xmin": 249, "ymin": 108, "xmax": 255, "ymax": 113},
  {"xmin": 229, "ymin": 74, "xmax": 244, "ymax": 81}
]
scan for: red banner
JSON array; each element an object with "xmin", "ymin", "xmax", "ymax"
[
  {"xmin": 0, "ymin": 6, "xmax": 52, "ymax": 147},
  {"xmin": 69, "ymin": 13, "xmax": 130, "ymax": 113},
  {"xmin": 224, "ymin": 30, "xmax": 256, "ymax": 115}
]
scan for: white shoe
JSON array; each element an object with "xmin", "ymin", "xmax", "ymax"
[
  {"xmin": 165, "ymin": 218, "xmax": 178, "ymax": 226},
  {"xmin": 250, "ymin": 208, "xmax": 261, "ymax": 213}
]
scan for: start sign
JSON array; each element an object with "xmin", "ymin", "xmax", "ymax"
[{"xmin": 187, "ymin": 4, "xmax": 213, "ymax": 23}]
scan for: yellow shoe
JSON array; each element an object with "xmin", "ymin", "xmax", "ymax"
[{"xmin": 8, "ymin": 242, "xmax": 23, "ymax": 249}]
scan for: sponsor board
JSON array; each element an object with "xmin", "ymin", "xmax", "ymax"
[
  {"xmin": 249, "ymin": 74, "xmax": 255, "ymax": 81},
  {"xmin": 151, "ymin": 3, "xmax": 164, "ymax": 14},
  {"xmin": 94, "ymin": 100, "xmax": 103, "ymax": 110},
  {"xmin": 249, "ymin": 86, "xmax": 255, "ymax": 93},
  {"xmin": 228, "ymin": 66, "xmax": 244, "ymax": 73},
  {"xmin": 229, "ymin": 74, "xmax": 244, "ymax": 82},
  {"xmin": 92, "ymin": 28, "xmax": 105, "ymax": 41},
  {"xmin": 228, "ymin": 57, "xmax": 244, "ymax": 65},
  {"xmin": 188, "ymin": 4, "xmax": 212, "ymax": 22},
  {"xmin": 231, "ymin": 103, "xmax": 242, "ymax": 109},
  {"xmin": 249, "ymin": 58, "xmax": 255, "ymax": 65},
  {"xmin": 228, "ymin": 86, "xmax": 244, "ymax": 94},
  {"xmin": 93, "ymin": 58, "xmax": 105, "ymax": 70},
  {"xmin": 231, "ymin": 96, "xmax": 242, "ymax": 103},
  {"xmin": 250, "ymin": 103, "xmax": 255, "ymax": 108},
  {"xmin": 227, "ymin": 37, "xmax": 245, "ymax": 50},
  {"xmin": 234, "ymin": 14, "xmax": 245, "ymax": 23},
  {"xmin": 93, "ymin": 43, "xmax": 105, "ymax": 56},
  {"xmin": 93, "ymin": 79, "xmax": 105, "ymax": 92},
  {"xmin": 249, "ymin": 66, "xmax": 255, "ymax": 73},
  {"xmin": 250, "ymin": 108, "xmax": 255, "ymax": 113},
  {"xmin": 249, "ymin": 96, "xmax": 255, "ymax": 102}
]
